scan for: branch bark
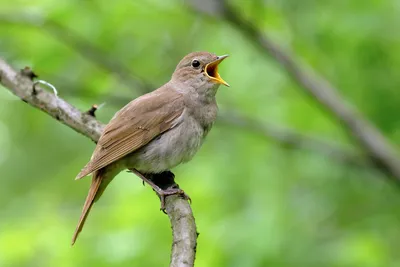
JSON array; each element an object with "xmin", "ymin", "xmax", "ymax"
[
  {"xmin": 0, "ymin": 59, "xmax": 197, "ymax": 267},
  {"xmin": 166, "ymin": 196, "xmax": 197, "ymax": 266}
]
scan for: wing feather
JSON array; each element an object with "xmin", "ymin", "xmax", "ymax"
[{"xmin": 76, "ymin": 87, "xmax": 184, "ymax": 179}]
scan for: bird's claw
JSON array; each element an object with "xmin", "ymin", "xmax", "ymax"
[
  {"xmin": 128, "ymin": 168, "xmax": 191, "ymax": 212},
  {"xmin": 156, "ymin": 188, "xmax": 191, "ymax": 212}
]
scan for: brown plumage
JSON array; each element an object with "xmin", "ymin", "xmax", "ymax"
[
  {"xmin": 76, "ymin": 89, "xmax": 184, "ymax": 179},
  {"xmin": 71, "ymin": 170, "xmax": 103, "ymax": 244},
  {"xmin": 72, "ymin": 51, "xmax": 229, "ymax": 245}
]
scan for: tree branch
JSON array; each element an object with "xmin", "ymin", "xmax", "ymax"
[
  {"xmin": 0, "ymin": 59, "xmax": 197, "ymax": 267},
  {"xmin": 166, "ymin": 195, "xmax": 197, "ymax": 266},
  {"xmin": 199, "ymin": 0, "xmax": 400, "ymax": 181}
]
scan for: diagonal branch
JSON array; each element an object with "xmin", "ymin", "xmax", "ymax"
[
  {"xmin": 205, "ymin": 0, "xmax": 400, "ymax": 181},
  {"xmin": 0, "ymin": 59, "xmax": 197, "ymax": 267}
]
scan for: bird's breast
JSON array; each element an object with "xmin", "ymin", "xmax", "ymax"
[{"xmin": 126, "ymin": 111, "xmax": 209, "ymax": 173}]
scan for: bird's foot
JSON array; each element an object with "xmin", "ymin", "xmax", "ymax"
[
  {"xmin": 128, "ymin": 169, "xmax": 191, "ymax": 211},
  {"xmin": 154, "ymin": 187, "xmax": 191, "ymax": 212}
]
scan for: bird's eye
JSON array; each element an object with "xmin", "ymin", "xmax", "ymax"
[{"xmin": 191, "ymin": 60, "xmax": 200, "ymax": 68}]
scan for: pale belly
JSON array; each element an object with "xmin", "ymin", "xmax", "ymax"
[{"xmin": 124, "ymin": 116, "xmax": 206, "ymax": 173}]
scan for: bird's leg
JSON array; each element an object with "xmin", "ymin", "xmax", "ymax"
[{"xmin": 128, "ymin": 169, "xmax": 191, "ymax": 211}]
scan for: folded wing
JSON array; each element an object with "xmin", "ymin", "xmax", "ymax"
[{"xmin": 76, "ymin": 87, "xmax": 184, "ymax": 179}]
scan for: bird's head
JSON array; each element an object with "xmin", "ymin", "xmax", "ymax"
[{"xmin": 172, "ymin": 52, "xmax": 229, "ymax": 95}]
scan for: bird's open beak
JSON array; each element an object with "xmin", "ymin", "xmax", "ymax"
[{"xmin": 205, "ymin": 55, "xmax": 230, "ymax": 87}]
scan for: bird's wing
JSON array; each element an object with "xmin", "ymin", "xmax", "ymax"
[{"xmin": 76, "ymin": 87, "xmax": 184, "ymax": 179}]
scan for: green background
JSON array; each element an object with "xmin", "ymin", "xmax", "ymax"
[{"xmin": 1, "ymin": 0, "xmax": 400, "ymax": 266}]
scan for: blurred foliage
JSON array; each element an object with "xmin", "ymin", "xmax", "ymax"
[{"xmin": 0, "ymin": 0, "xmax": 400, "ymax": 266}]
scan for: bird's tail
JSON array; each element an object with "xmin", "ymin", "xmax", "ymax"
[{"xmin": 71, "ymin": 169, "xmax": 108, "ymax": 245}]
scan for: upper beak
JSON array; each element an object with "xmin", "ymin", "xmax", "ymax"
[{"xmin": 205, "ymin": 55, "xmax": 230, "ymax": 87}]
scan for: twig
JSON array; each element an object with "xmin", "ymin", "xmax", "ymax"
[
  {"xmin": 20, "ymin": 66, "xmax": 38, "ymax": 80},
  {"xmin": 205, "ymin": 0, "xmax": 400, "ymax": 181},
  {"xmin": 84, "ymin": 103, "xmax": 105, "ymax": 118},
  {"xmin": 0, "ymin": 59, "xmax": 197, "ymax": 267}
]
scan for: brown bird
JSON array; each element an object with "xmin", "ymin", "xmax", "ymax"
[{"xmin": 71, "ymin": 51, "xmax": 229, "ymax": 245}]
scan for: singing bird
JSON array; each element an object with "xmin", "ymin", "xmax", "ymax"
[{"xmin": 72, "ymin": 51, "xmax": 229, "ymax": 245}]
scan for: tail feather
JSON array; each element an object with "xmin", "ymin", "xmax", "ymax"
[
  {"xmin": 75, "ymin": 164, "xmax": 93, "ymax": 180},
  {"xmin": 71, "ymin": 171, "xmax": 103, "ymax": 245}
]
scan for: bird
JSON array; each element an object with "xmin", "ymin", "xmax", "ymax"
[{"xmin": 71, "ymin": 51, "xmax": 229, "ymax": 245}]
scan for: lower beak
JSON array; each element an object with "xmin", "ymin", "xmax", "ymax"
[{"xmin": 205, "ymin": 55, "xmax": 230, "ymax": 87}]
